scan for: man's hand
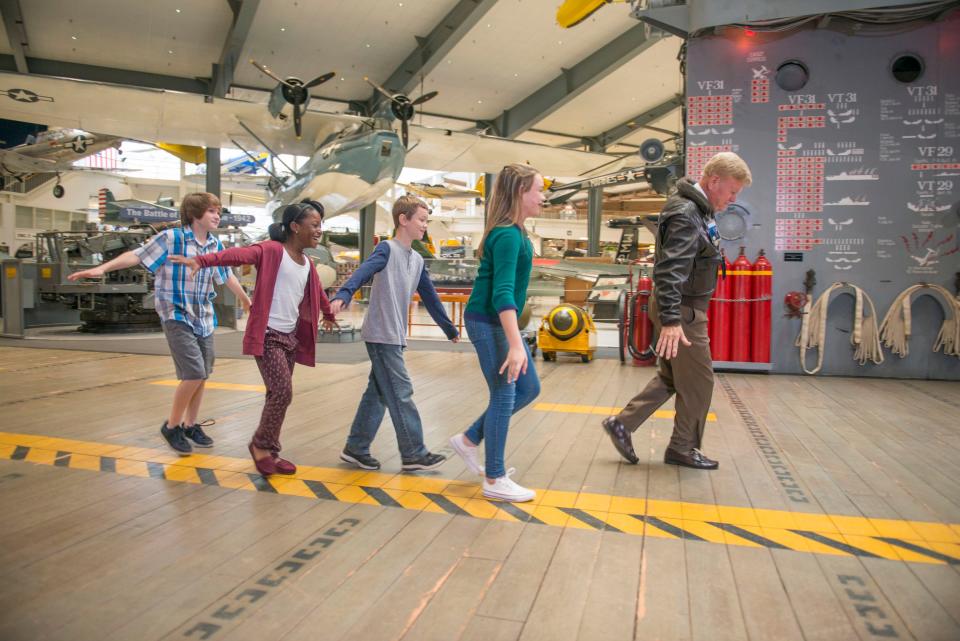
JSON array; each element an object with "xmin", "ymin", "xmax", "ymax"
[
  {"xmin": 67, "ymin": 266, "xmax": 105, "ymax": 281},
  {"xmin": 168, "ymin": 255, "xmax": 200, "ymax": 277},
  {"xmin": 240, "ymin": 294, "xmax": 252, "ymax": 314},
  {"xmin": 329, "ymin": 298, "xmax": 344, "ymax": 315},
  {"xmin": 656, "ymin": 324, "xmax": 691, "ymax": 360}
]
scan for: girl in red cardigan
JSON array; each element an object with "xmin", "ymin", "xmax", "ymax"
[{"xmin": 171, "ymin": 201, "xmax": 337, "ymax": 475}]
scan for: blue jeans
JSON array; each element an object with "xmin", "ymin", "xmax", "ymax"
[
  {"xmin": 346, "ymin": 342, "xmax": 428, "ymax": 460},
  {"xmin": 464, "ymin": 317, "xmax": 540, "ymax": 478}
]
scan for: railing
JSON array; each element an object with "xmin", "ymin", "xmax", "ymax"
[{"xmin": 1, "ymin": 172, "xmax": 58, "ymax": 194}]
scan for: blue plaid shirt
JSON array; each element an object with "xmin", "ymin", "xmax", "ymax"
[{"xmin": 134, "ymin": 227, "xmax": 229, "ymax": 337}]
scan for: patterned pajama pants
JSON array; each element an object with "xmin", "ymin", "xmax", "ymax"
[{"xmin": 252, "ymin": 328, "xmax": 298, "ymax": 453}]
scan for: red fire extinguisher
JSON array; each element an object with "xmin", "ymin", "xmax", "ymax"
[
  {"xmin": 709, "ymin": 254, "xmax": 732, "ymax": 361},
  {"xmin": 729, "ymin": 246, "xmax": 753, "ymax": 362},
  {"xmin": 751, "ymin": 249, "xmax": 772, "ymax": 363},
  {"xmin": 630, "ymin": 268, "xmax": 656, "ymax": 366}
]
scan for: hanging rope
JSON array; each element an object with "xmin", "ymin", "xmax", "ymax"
[
  {"xmin": 878, "ymin": 283, "xmax": 960, "ymax": 358},
  {"xmin": 796, "ymin": 282, "xmax": 884, "ymax": 375}
]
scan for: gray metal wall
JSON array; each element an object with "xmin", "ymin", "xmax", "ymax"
[{"xmin": 686, "ymin": 18, "xmax": 960, "ymax": 379}]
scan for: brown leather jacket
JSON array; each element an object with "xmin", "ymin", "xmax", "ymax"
[{"xmin": 653, "ymin": 178, "xmax": 721, "ymax": 326}]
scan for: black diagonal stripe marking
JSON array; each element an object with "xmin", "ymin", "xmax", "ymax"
[
  {"xmin": 875, "ymin": 537, "xmax": 960, "ymax": 565},
  {"xmin": 11, "ymin": 446, "xmax": 29, "ymax": 460},
  {"xmin": 634, "ymin": 515, "xmax": 706, "ymax": 541},
  {"xmin": 100, "ymin": 457, "xmax": 116, "ymax": 473},
  {"xmin": 248, "ymin": 473, "xmax": 277, "ymax": 493},
  {"xmin": 424, "ymin": 492, "xmax": 469, "ymax": 516},
  {"xmin": 196, "ymin": 468, "xmax": 219, "ymax": 486},
  {"xmin": 559, "ymin": 507, "xmax": 622, "ymax": 532},
  {"xmin": 495, "ymin": 502, "xmax": 545, "ymax": 525},
  {"xmin": 303, "ymin": 480, "xmax": 338, "ymax": 501},
  {"xmin": 54, "ymin": 451, "xmax": 71, "ymax": 467},
  {"xmin": 789, "ymin": 530, "xmax": 881, "ymax": 558},
  {"xmin": 708, "ymin": 521, "xmax": 790, "ymax": 549},
  {"xmin": 362, "ymin": 486, "xmax": 402, "ymax": 508},
  {"xmin": 147, "ymin": 462, "xmax": 166, "ymax": 479}
]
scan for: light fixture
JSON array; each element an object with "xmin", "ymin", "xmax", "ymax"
[
  {"xmin": 365, "ymin": 43, "xmax": 371, "ymax": 48},
  {"xmin": 175, "ymin": 8, "xmax": 181, "ymax": 13},
  {"xmin": 71, "ymin": 35, "xmax": 77, "ymax": 40},
  {"xmin": 280, "ymin": 27, "xmax": 286, "ymax": 32},
  {"xmin": 168, "ymin": 50, "xmax": 174, "ymax": 54}
]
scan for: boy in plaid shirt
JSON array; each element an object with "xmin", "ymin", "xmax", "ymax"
[{"xmin": 68, "ymin": 193, "xmax": 250, "ymax": 454}]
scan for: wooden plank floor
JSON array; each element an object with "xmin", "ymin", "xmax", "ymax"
[{"xmin": 0, "ymin": 344, "xmax": 958, "ymax": 641}]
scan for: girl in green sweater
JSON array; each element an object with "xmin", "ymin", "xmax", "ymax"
[{"xmin": 449, "ymin": 164, "xmax": 543, "ymax": 502}]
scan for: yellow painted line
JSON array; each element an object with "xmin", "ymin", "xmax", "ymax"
[
  {"xmin": 150, "ymin": 380, "xmax": 266, "ymax": 392},
  {"xmin": 534, "ymin": 402, "xmax": 718, "ymax": 422},
  {"xmin": 2, "ymin": 430, "xmax": 959, "ymax": 565}
]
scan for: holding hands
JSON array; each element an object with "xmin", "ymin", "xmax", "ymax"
[{"xmin": 168, "ymin": 255, "xmax": 200, "ymax": 277}]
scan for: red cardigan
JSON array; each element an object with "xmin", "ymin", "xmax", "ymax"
[{"xmin": 195, "ymin": 241, "xmax": 334, "ymax": 366}]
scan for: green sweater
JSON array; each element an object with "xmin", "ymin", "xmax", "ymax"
[{"xmin": 466, "ymin": 225, "xmax": 533, "ymax": 321}]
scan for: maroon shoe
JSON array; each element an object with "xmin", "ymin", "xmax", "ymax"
[
  {"xmin": 272, "ymin": 456, "xmax": 297, "ymax": 475},
  {"xmin": 248, "ymin": 443, "xmax": 279, "ymax": 476}
]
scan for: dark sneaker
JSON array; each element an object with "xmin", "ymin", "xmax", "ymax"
[
  {"xmin": 183, "ymin": 424, "xmax": 214, "ymax": 448},
  {"xmin": 401, "ymin": 452, "xmax": 447, "ymax": 472},
  {"xmin": 340, "ymin": 448, "xmax": 381, "ymax": 470},
  {"xmin": 161, "ymin": 421, "xmax": 192, "ymax": 455}
]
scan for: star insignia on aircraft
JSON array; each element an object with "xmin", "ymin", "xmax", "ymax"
[{"xmin": 3, "ymin": 88, "xmax": 55, "ymax": 103}]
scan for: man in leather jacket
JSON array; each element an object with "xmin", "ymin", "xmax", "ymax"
[{"xmin": 602, "ymin": 152, "xmax": 752, "ymax": 469}]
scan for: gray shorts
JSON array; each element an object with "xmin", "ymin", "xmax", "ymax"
[{"xmin": 163, "ymin": 320, "xmax": 215, "ymax": 380}]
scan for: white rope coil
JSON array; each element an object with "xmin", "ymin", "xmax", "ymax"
[
  {"xmin": 878, "ymin": 283, "xmax": 960, "ymax": 359},
  {"xmin": 795, "ymin": 282, "xmax": 884, "ymax": 375}
]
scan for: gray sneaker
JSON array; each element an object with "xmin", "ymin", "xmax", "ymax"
[{"xmin": 184, "ymin": 424, "xmax": 214, "ymax": 448}]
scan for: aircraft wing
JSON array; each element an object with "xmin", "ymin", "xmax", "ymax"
[
  {"xmin": 0, "ymin": 72, "xmax": 619, "ymax": 176},
  {"xmin": 405, "ymin": 127, "xmax": 616, "ymax": 177},
  {"xmin": 0, "ymin": 72, "xmax": 360, "ymax": 157},
  {"xmin": 401, "ymin": 182, "xmax": 481, "ymax": 200},
  {"xmin": 0, "ymin": 148, "xmax": 60, "ymax": 172}
]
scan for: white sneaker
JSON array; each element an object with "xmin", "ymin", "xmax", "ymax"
[
  {"xmin": 449, "ymin": 434, "xmax": 483, "ymax": 476},
  {"xmin": 483, "ymin": 468, "xmax": 535, "ymax": 503}
]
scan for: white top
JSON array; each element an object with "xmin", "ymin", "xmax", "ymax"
[{"xmin": 267, "ymin": 249, "xmax": 311, "ymax": 333}]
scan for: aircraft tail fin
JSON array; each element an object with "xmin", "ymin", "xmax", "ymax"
[{"xmin": 98, "ymin": 188, "xmax": 116, "ymax": 217}]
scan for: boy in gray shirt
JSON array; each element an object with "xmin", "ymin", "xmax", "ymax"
[{"xmin": 329, "ymin": 196, "xmax": 459, "ymax": 471}]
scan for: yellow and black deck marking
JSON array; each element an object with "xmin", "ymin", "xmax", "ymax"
[
  {"xmin": 2, "ymin": 430, "xmax": 959, "ymax": 566},
  {"xmin": 148, "ymin": 381, "xmax": 719, "ymax": 422}
]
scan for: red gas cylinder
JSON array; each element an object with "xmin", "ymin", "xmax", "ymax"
[
  {"xmin": 729, "ymin": 246, "xmax": 753, "ymax": 362},
  {"xmin": 709, "ymin": 254, "xmax": 733, "ymax": 361},
  {"xmin": 751, "ymin": 249, "xmax": 772, "ymax": 363},
  {"xmin": 631, "ymin": 271, "xmax": 656, "ymax": 366}
]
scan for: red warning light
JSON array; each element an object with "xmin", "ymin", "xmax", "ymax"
[{"xmin": 744, "ymin": 29, "xmax": 756, "ymax": 37}]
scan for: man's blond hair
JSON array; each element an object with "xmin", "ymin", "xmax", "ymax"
[{"xmin": 701, "ymin": 152, "xmax": 752, "ymax": 186}]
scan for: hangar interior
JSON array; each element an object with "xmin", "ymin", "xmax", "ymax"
[{"xmin": 0, "ymin": 1, "xmax": 958, "ymax": 641}]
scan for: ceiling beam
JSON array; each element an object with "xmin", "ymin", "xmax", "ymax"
[
  {"xmin": 364, "ymin": 0, "xmax": 498, "ymax": 112},
  {"xmin": 485, "ymin": 22, "xmax": 662, "ymax": 139},
  {"xmin": 584, "ymin": 95, "xmax": 682, "ymax": 148},
  {"xmin": 0, "ymin": 55, "xmax": 210, "ymax": 93},
  {"xmin": 0, "ymin": 0, "xmax": 29, "ymax": 73},
  {"xmin": 211, "ymin": 0, "xmax": 260, "ymax": 98}
]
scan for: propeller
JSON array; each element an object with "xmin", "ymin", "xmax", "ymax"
[
  {"xmin": 364, "ymin": 77, "xmax": 438, "ymax": 148},
  {"xmin": 251, "ymin": 60, "xmax": 335, "ymax": 139}
]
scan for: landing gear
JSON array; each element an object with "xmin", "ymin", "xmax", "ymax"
[{"xmin": 53, "ymin": 182, "xmax": 65, "ymax": 198}]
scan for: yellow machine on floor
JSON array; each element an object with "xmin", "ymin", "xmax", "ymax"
[{"xmin": 538, "ymin": 303, "xmax": 597, "ymax": 362}]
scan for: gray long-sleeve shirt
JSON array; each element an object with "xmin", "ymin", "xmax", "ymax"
[{"xmin": 332, "ymin": 240, "xmax": 458, "ymax": 346}]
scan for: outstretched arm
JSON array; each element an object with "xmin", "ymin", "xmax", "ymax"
[
  {"xmin": 67, "ymin": 250, "xmax": 141, "ymax": 281},
  {"xmin": 329, "ymin": 242, "xmax": 391, "ymax": 314}
]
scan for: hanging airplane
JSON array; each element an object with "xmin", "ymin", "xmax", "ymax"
[
  {"xmin": 0, "ymin": 127, "xmax": 126, "ymax": 197},
  {"xmin": 0, "ymin": 68, "xmax": 615, "ymax": 221}
]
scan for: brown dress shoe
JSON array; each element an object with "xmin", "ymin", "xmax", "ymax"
[
  {"xmin": 664, "ymin": 447, "xmax": 718, "ymax": 470},
  {"xmin": 602, "ymin": 417, "xmax": 639, "ymax": 464}
]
